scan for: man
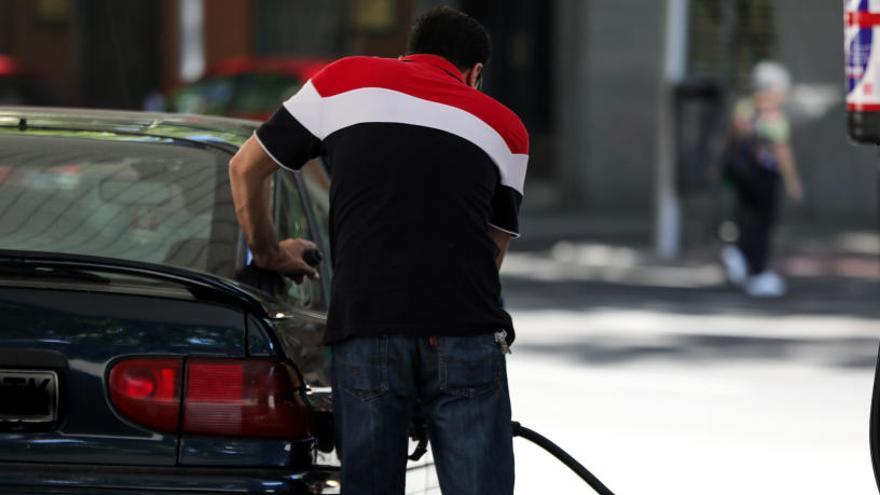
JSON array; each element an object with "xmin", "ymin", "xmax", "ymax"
[{"xmin": 229, "ymin": 6, "xmax": 528, "ymax": 494}]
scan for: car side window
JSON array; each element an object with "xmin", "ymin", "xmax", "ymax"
[
  {"xmin": 299, "ymin": 161, "xmax": 331, "ymax": 265},
  {"xmin": 299, "ymin": 160, "xmax": 333, "ymax": 304},
  {"xmin": 276, "ymin": 171, "xmax": 322, "ymax": 308}
]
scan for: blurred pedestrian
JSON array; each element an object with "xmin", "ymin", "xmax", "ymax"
[
  {"xmin": 721, "ymin": 61, "xmax": 804, "ymax": 297},
  {"xmin": 228, "ymin": 6, "xmax": 527, "ymax": 494}
]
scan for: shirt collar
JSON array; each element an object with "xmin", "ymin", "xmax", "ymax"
[{"xmin": 400, "ymin": 54, "xmax": 465, "ymax": 83}]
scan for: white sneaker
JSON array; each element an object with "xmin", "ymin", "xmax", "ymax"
[
  {"xmin": 720, "ymin": 245, "xmax": 748, "ymax": 286},
  {"xmin": 745, "ymin": 271, "xmax": 787, "ymax": 298}
]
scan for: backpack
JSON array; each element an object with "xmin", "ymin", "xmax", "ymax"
[{"xmin": 721, "ymin": 133, "xmax": 779, "ymax": 201}]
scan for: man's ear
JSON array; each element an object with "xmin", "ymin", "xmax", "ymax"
[{"xmin": 464, "ymin": 63, "xmax": 484, "ymax": 88}]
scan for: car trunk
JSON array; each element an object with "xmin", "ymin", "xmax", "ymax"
[{"xmin": 0, "ymin": 284, "xmax": 248, "ymax": 466}]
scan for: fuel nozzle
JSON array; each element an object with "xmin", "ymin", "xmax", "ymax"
[
  {"xmin": 303, "ymin": 249, "xmax": 323, "ymax": 268},
  {"xmin": 235, "ymin": 248, "xmax": 323, "ymax": 295}
]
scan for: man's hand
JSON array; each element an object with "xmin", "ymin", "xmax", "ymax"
[
  {"xmin": 230, "ymin": 136, "xmax": 319, "ymax": 284},
  {"xmin": 785, "ymin": 179, "xmax": 804, "ymax": 202},
  {"xmin": 254, "ymin": 238, "xmax": 320, "ymax": 283},
  {"xmin": 774, "ymin": 142, "xmax": 804, "ymax": 203}
]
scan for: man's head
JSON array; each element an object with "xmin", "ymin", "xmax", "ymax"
[{"xmin": 407, "ymin": 6, "xmax": 490, "ymax": 89}]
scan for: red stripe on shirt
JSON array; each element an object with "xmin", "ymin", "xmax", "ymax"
[{"xmin": 308, "ymin": 55, "xmax": 529, "ymax": 155}]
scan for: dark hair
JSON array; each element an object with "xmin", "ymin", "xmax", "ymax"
[{"xmin": 407, "ymin": 6, "xmax": 490, "ymax": 70}]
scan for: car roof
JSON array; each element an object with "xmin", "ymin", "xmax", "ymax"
[{"xmin": 0, "ymin": 106, "xmax": 259, "ymax": 151}]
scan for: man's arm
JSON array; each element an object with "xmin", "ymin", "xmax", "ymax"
[
  {"xmin": 490, "ymin": 227, "xmax": 513, "ymax": 270},
  {"xmin": 229, "ymin": 135, "xmax": 318, "ymax": 280}
]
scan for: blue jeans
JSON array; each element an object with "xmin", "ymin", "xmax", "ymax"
[{"xmin": 330, "ymin": 334, "xmax": 514, "ymax": 495}]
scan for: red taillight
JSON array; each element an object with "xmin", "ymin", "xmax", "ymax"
[
  {"xmin": 183, "ymin": 359, "xmax": 311, "ymax": 438},
  {"xmin": 108, "ymin": 358, "xmax": 182, "ymax": 433},
  {"xmin": 108, "ymin": 358, "xmax": 311, "ymax": 439}
]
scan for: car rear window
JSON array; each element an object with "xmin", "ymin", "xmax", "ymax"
[{"xmin": 0, "ymin": 133, "xmax": 238, "ymax": 276}]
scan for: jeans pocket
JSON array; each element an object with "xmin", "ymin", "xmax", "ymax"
[
  {"xmin": 332, "ymin": 337, "xmax": 389, "ymax": 402},
  {"xmin": 439, "ymin": 334, "xmax": 502, "ymax": 399}
]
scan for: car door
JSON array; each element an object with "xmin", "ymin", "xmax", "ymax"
[
  {"xmin": 275, "ymin": 165, "xmax": 328, "ymax": 311},
  {"xmin": 295, "ymin": 160, "xmax": 333, "ymax": 301},
  {"xmin": 270, "ymin": 164, "xmax": 333, "ymax": 391},
  {"xmin": 276, "ymin": 161, "xmax": 441, "ymax": 494}
]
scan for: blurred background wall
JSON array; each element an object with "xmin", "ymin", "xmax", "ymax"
[{"xmin": 0, "ymin": 0, "xmax": 876, "ymax": 244}]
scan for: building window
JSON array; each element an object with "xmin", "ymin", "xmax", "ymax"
[{"xmin": 689, "ymin": 0, "xmax": 778, "ymax": 92}]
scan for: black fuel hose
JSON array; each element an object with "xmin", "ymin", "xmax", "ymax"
[{"xmin": 512, "ymin": 421, "xmax": 615, "ymax": 495}]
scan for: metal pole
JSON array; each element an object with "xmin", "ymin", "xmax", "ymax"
[
  {"xmin": 555, "ymin": 0, "xmax": 590, "ymax": 208},
  {"xmin": 179, "ymin": 0, "xmax": 205, "ymax": 83},
  {"xmin": 655, "ymin": 0, "xmax": 690, "ymax": 258}
]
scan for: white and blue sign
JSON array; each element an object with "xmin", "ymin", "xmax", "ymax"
[{"xmin": 846, "ymin": 0, "xmax": 880, "ymax": 110}]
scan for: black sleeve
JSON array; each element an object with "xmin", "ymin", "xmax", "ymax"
[
  {"xmin": 489, "ymin": 184, "xmax": 522, "ymax": 237},
  {"xmin": 254, "ymin": 107, "xmax": 322, "ymax": 172}
]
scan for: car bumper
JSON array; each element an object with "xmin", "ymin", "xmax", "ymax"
[{"xmin": 0, "ymin": 462, "xmax": 340, "ymax": 494}]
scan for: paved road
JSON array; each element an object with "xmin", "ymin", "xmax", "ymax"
[{"xmin": 502, "ymin": 235, "xmax": 880, "ymax": 494}]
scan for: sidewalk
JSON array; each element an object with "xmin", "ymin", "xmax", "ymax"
[
  {"xmin": 503, "ymin": 214, "xmax": 880, "ymax": 494},
  {"xmin": 509, "ymin": 212, "xmax": 880, "ymax": 308}
]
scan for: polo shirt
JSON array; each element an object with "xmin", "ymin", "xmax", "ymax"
[{"xmin": 254, "ymin": 54, "xmax": 529, "ymax": 345}]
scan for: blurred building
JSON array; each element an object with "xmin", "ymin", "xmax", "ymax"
[
  {"xmin": 0, "ymin": 0, "xmax": 875, "ymax": 237},
  {"xmin": 548, "ymin": 0, "xmax": 876, "ymax": 238}
]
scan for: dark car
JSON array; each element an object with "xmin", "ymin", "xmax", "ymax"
[
  {"xmin": 0, "ymin": 56, "xmax": 61, "ymax": 106},
  {"xmin": 161, "ymin": 57, "xmax": 327, "ymax": 120},
  {"xmin": 0, "ymin": 107, "xmax": 437, "ymax": 494}
]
